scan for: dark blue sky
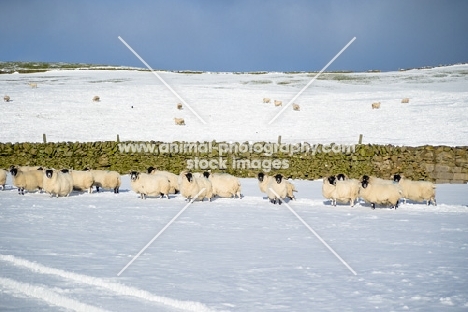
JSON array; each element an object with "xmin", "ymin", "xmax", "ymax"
[{"xmin": 2, "ymin": 0, "xmax": 467, "ymax": 72}]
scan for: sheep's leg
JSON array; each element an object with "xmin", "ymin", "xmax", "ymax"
[
  {"xmin": 114, "ymin": 187, "xmax": 119, "ymax": 194},
  {"xmin": 96, "ymin": 186, "xmax": 100, "ymax": 193},
  {"xmin": 278, "ymin": 199, "xmax": 282, "ymax": 205},
  {"xmin": 371, "ymin": 203, "xmax": 376, "ymax": 210}
]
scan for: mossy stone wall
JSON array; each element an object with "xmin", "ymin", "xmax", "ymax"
[{"xmin": 0, "ymin": 141, "xmax": 467, "ymax": 183}]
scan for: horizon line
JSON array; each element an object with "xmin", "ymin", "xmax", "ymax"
[{"xmin": 1, "ymin": 60, "xmax": 467, "ymax": 75}]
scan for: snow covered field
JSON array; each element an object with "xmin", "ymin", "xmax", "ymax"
[
  {"xmin": 1, "ymin": 65, "xmax": 468, "ymax": 311},
  {"xmin": 0, "ymin": 176, "xmax": 467, "ymax": 311},
  {"xmin": 1, "ymin": 65, "xmax": 468, "ymax": 145}
]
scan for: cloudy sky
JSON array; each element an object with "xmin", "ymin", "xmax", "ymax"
[{"xmin": 2, "ymin": 0, "xmax": 467, "ymax": 72}]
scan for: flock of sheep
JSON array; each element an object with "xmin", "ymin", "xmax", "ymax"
[
  {"xmin": 3, "ymin": 82, "xmax": 101, "ymax": 103},
  {"xmin": 263, "ymin": 98, "xmax": 301, "ymax": 111},
  {"xmin": 372, "ymin": 98, "xmax": 410, "ymax": 109},
  {"xmin": 261, "ymin": 96, "xmax": 410, "ymax": 111},
  {"xmin": 4, "ymin": 166, "xmax": 121, "ymax": 197},
  {"xmin": 0, "ymin": 166, "xmax": 436, "ymax": 209},
  {"xmin": 321, "ymin": 173, "xmax": 436, "ymax": 209},
  {"xmin": 171, "ymin": 97, "xmax": 300, "ymax": 126}
]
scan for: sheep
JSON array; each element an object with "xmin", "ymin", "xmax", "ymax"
[
  {"xmin": 130, "ymin": 171, "xmax": 171, "ymax": 199},
  {"xmin": 203, "ymin": 171, "xmax": 242, "ymax": 198},
  {"xmin": 0, "ymin": 169, "xmax": 7, "ymax": 190},
  {"xmin": 29, "ymin": 82, "xmax": 37, "ymax": 88},
  {"xmin": 266, "ymin": 174, "xmax": 288, "ymax": 205},
  {"xmin": 3, "ymin": 95, "xmax": 10, "ymax": 102},
  {"xmin": 92, "ymin": 96, "xmax": 100, "ymax": 102},
  {"xmin": 178, "ymin": 171, "xmax": 213, "ymax": 201},
  {"xmin": 274, "ymin": 100, "xmax": 282, "ymax": 107},
  {"xmin": 70, "ymin": 170, "xmax": 94, "ymax": 193},
  {"xmin": 292, "ymin": 103, "xmax": 300, "ymax": 111},
  {"xmin": 42, "ymin": 169, "xmax": 73, "ymax": 197},
  {"xmin": 147, "ymin": 166, "xmax": 179, "ymax": 194},
  {"xmin": 359, "ymin": 178, "xmax": 402, "ymax": 209},
  {"xmin": 284, "ymin": 179, "xmax": 297, "ymax": 200},
  {"xmin": 177, "ymin": 103, "xmax": 183, "ymax": 110},
  {"xmin": 86, "ymin": 169, "xmax": 121, "ymax": 193},
  {"xmin": 257, "ymin": 172, "xmax": 274, "ymax": 194},
  {"xmin": 174, "ymin": 118, "xmax": 185, "ymax": 125},
  {"xmin": 393, "ymin": 174, "xmax": 436, "ymax": 205},
  {"xmin": 401, "ymin": 98, "xmax": 410, "ymax": 103},
  {"xmin": 9, "ymin": 167, "xmax": 43, "ymax": 195},
  {"xmin": 322, "ymin": 176, "xmax": 337, "ymax": 204},
  {"xmin": 263, "ymin": 98, "xmax": 271, "ymax": 103},
  {"xmin": 334, "ymin": 179, "xmax": 360, "ymax": 207},
  {"xmin": 371, "ymin": 102, "xmax": 381, "ymax": 109},
  {"xmin": 321, "ymin": 175, "xmax": 359, "ymax": 206}
]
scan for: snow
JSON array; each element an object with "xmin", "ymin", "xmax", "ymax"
[
  {"xmin": 1, "ymin": 65, "xmax": 467, "ymax": 145},
  {"xmin": 1, "ymin": 65, "xmax": 468, "ymax": 311},
  {"xmin": 1, "ymin": 176, "xmax": 467, "ymax": 311}
]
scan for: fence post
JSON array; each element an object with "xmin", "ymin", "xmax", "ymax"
[
  {"xmin": 116, "ymin": 134, "xmax": 120, "ymax": 143},
  {"xmin": 43, "ymin": 133, "xmax": 47, "ymax": 143},
  {"xmin": 278, "ymin": 135, "xmax": 282, "ymax": 145},
  {"xmin": 358, "ymin": 134, "xmax": 363, "ymax": 144}
]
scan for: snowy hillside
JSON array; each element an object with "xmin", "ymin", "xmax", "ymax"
[
  {"xmin": 1, "ymin": 65, "xmax": 467, "ymax": 146},
  {"xmin": 1, "ymin": 65, "xmax": 468, "ymax": 311}
]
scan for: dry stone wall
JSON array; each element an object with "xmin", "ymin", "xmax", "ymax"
[{"xmin": 0, "ymin": 141, "xmax": 467, "ymax": 183}]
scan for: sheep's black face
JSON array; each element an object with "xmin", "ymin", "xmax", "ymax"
[
  {"xmin": 147, "ymin": 166, "xmax": 155, "ymax": 174},
  {"xmin": 361, "ymin": 175, "xmax": 370, "ymax": 183},
  {"xmin": 258, "ymin": 172, "xmax": 264, "ymax": 182},
  {"xmin": 203, "ymin": 171, "xmax": 210, "ymax": 179},
  {"xmin": 328, "ymin": 176, "xmax": 336, "ymax": 185},
  {"xmin": 393, "ymin": 174, "xmax": 401, "ymax": 182},
  {"xmin": 185, "ymin": 172, "xmax": 193, "ymax": 183},
  {"xmin": 130, "ymin": 171, "xmax": 139, "ymax": 181},
  {"xmin": 337, "ymin": 173, "xmax": 346, "ymax": 181},
  {"xmin": 10, "ymin": 168, "xmax": 18, "ymax": 176},
  {"xmin": 37, "ymin": 167, "xmax": 43, "ymax": 171},
  {"xmin": 274, "ymin": 174, "xmax": 283, "ymax": 184},
  {"xmin": 361, "ymin": 180, "xmax": 369, "ymax": 188},
  {"xmin": 61, "ymin": 169, "xmax": 69, "ymax": 173},
  {"xmin": 45, "ymin": 169, "xmax": 54, "ymax": 179}
]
